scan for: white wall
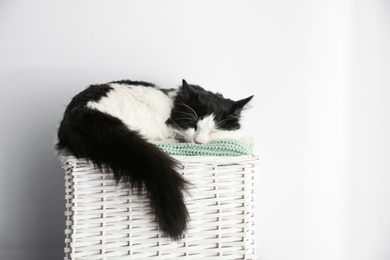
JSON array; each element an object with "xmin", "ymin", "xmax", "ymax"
[
  {"xmin": 0, "ymin": 1, "xmax": 389, "ymax": 259},
  {"xmin": 348, "ymin": 1, "xmax": 390, "ymax": 259}
]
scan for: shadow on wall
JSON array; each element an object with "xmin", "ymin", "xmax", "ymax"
[{"xmin": 0, "ymin": 67, "xmax": 101, "ymax": 259}]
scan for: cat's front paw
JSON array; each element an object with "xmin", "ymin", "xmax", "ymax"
[{"xmin": 239, "ymin": 134, "xmax": 255, "ymax": 148}]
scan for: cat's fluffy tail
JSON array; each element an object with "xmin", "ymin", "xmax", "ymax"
[{"xmin": 56, "ymin": 108, "xmax": 189, "ymax": 240}]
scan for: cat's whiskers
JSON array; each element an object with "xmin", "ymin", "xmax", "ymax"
[
  {"xmin": 175, "ymin": 117, "xmax": 197, "ymax": 122},
  {"xmin": 216, "ymin": 112, "xmax": 224, "ymax": 122},
  {"xmin": 216, "ymin": 117, "xmax": 232, "ymax": 128},
  {"xmin": 176, "ymin": 111, "xmax": 197, "ymax": 121},
  {"xmin": 168, "ymin": 118, "xmax": 192, "ymax": 130},
  {"xmin": 169, "ymin": 122, "xmax": 192, "ymax": 142},
  {"xmin": 167, "ymin": 118, "xmax": 181, "ymax": 128},
  {"xmin": 177, "ymin": 103, "xmax": 198, "ymax": 120}
]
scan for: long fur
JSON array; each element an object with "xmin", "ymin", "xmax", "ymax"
[
  {"xmin": 56, "ymin": 84, "xmax": 188, "ymax": 240},
  {"xmin": 56, "ymin": 79, "xmax": 253, "ymax": 240}
]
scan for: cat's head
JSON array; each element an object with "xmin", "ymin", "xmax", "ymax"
[{"xmin": 167, "ymin": 80, "xmax": 253, "ymax": 144}]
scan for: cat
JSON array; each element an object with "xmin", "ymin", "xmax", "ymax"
[{"xmin": 56, "ymin": 79, "xmax": 253, "ymax": 240}]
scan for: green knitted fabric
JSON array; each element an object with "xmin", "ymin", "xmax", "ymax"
[{"xmin": 154, "ymin": 139, "xmax": 253, "ymax": 156}]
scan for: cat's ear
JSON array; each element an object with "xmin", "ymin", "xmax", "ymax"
[
  {"xmin": 230, "ymin": 95, "xmax": 254, "ymax": 117},
  {"xmin": 182, "ymin": 79, "xmax": 189, "ymax": 87},
  {"xmin": 182, "ymin": 79, "xmax": 195, "ymax": 94},
  {"xmin": 235, "ymin": 95, "xmax": 253, "ymax": 108}
]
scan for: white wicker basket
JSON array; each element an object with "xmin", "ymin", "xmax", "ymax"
[{"xmin": 63, "ymin": 155, "xmax": 259, "ymax": 260}]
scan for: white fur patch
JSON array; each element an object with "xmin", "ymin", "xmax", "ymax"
[
  {"xmin": 85, "ymin": 85, "xmax": 254, "ymax": 146},
  {"xmin": 193, "ymin": 115, "xmax": 216, "ymax": 144},
  {"xmin": 188, "ymin": 114, "xmax": 254, "ymax": 146},
  {"xmin": 86, "ymin": 84, "xmax": 174, "ymax": 142},
  {"xmin": 181, "ymin": 114, "xmax": 253, "ymax": 146}
]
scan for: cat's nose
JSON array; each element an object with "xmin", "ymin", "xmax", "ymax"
[{"xmin": 195, "ymin": 140, "xmax": 202, "ymax": 144}]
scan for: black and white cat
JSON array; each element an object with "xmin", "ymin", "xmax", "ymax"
[{"xmin": 56, "ymin": 79, "xmax": 253, "ymax": 240}]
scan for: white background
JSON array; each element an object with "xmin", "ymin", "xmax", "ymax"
[{"xmin": 1, "ymin": 1, "xmax": 389, "ymax": 259}]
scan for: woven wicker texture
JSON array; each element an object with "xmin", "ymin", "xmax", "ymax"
[{"xmin": 63, "ymin": 155, "xmax": 258, "ymax": 260}]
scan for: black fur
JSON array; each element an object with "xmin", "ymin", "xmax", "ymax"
[
  {"xmin": 111, "ymin": 80, "xmax": 156, "ymax": 87},
  {"xmin": 56, "ymin": 81, "xmax": 188, "ymax": 240},
  {"xmin": 56, "ymin": 79, "xmax": 252, "ymax": 240},
  {"xmin": 168, "ymin": 80, "xmax": 253, "ymax": 131}
]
